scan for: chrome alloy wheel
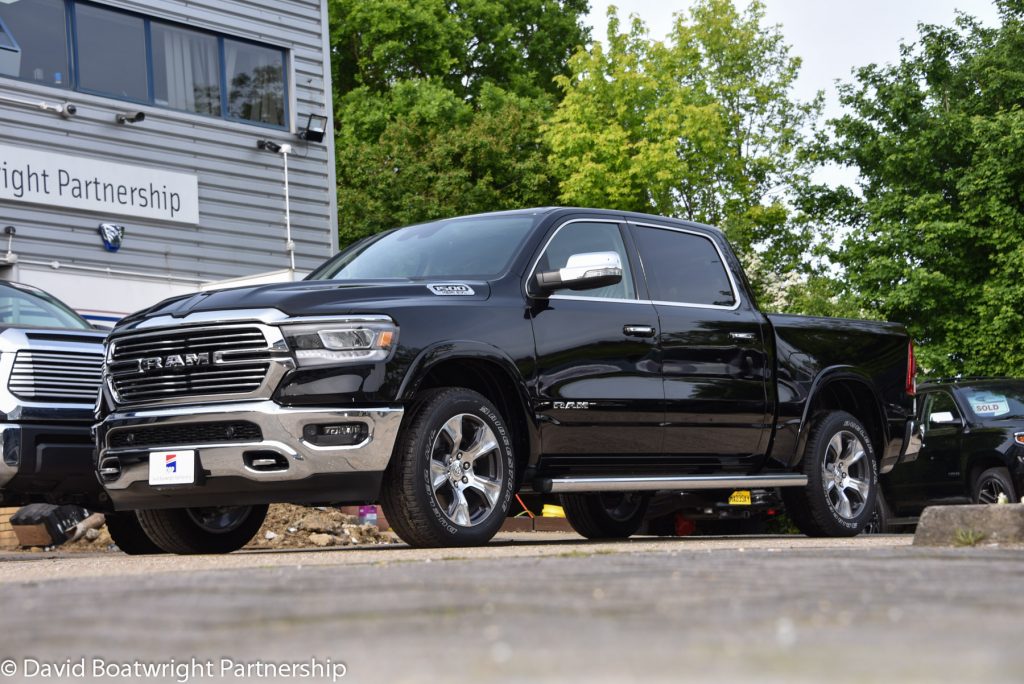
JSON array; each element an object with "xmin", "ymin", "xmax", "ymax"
[
  {"xmin": 976, "ymin": 478, "xmax": 1010, "ymax": 504},
  {"xmin": 822, "ymin": 430, "xmax": 872, "ymax": 520},
  {"xmin": 429, "ymin": 413, "xmax": 504, "ymax": 527},
  {"xmin": 185, "ymin": 506, "xmax": 253, "ymax": 534}
]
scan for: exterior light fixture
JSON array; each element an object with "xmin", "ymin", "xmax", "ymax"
[
  {"xmin": 115, "ymin": 111, "xmax": 145, "ymax": 124},
  {"xmin": 297, "ymin": 113, "xmax": 327, "ymax": 143},
  {"xmin": 98, "ymin": 223, "xmax": 125, "ymax": 252}
]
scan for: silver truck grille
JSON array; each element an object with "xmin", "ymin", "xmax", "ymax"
[
  {"xmin": 108, "ymin": 326, "xmax": 276, "ymax": 405},
  {"xmin": 9, "ymin": 350, "xmax": 104, "ymax": 402}
]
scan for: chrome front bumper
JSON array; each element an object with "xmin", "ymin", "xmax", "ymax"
[{"xmin": 96, "ymin": 401, "xmax": 403, "ymax": 508}]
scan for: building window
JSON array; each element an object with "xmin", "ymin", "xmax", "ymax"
[
  {"xmin": 0, "ymin": 0, "xmax": 288, "ymax": 129},
  {"xmin": 225, "ymin": 39, "xmax": 286, "ymax": 127},
  {"xmin": 0, "ymin": 0, "xmax": 70, "ymax": 89},
  {"xmin": 75, "ymin": 3, "xmax": 148, "ymax": 101},
  {"xmin": 152, "ymin": 22, "xmax": 221, "ymax": 116}
]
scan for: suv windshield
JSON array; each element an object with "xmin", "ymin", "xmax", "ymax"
[
  {"xmin": 0, "ymin": 284, "xmax": 92, "ymax": 330},
  {"xmin": 312, "ymin": 215, "xmax": 539, "ymax": 281},
  {"xmin": 957, "ymin": 382, "xmax": 1024, "ymax": 421}
]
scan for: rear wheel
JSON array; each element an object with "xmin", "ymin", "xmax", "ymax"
[
  {"xmin": 560, "ymin": 492, "xmax": 649, "ymax": 539},
  {"xmin": 381, "ymin": 388, "xmax": 516, "ymax": 548},
  {"xmin": 136, "ymin": 505, "xmax": 267, "ymax": 554},
  {"xmin": 972, "ymin": 467, "xmax": 1016, "ymax": 504},
  {"xmin": 782, "ymin": 411, "xmax": 878, "ymax": 537},
  {"xmin": 105, "ymin": 511, "xmax": 165, "ymax": 555}
]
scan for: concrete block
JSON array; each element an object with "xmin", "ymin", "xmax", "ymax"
[
  {"xmin": 533, "ymin": 517, "xmax": 574, "ymax": 533},
  {"xmin": 500, "ymin": 517, "xmax": 533, "ymax": 533},
  {"xmin": 913, "ymin": 504, "xmax": 1024, "ymax": 547}
]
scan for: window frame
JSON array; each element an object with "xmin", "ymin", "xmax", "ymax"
[
  {"xmin": 920, "ymin": 390, "xmax": 965, "ymax": 432},
  {"xmin": 0, "ymin": 0, "xmax": 289, "ymax": 130},
  {"xmin": 629, "ymin": 221, "xmax": 742, "ymax": 311},
  {"xmin": 524, "ymin": 218, "xmax": 643, "ymax": 303}
]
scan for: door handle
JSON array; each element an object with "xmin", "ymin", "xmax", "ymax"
[
  {"xmin": 729, "ymin": 332, "xmax": 756, "ymax": 340},
  {"xmin": 623, "ymin": 325, "xmax": 656, "ymax": 338}
]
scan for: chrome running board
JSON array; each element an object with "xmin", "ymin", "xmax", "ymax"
[{"xmin": 536, "ymin": 473, "xmax": 808, "ymax": 494}]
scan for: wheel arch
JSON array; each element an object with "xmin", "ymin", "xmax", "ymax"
[
  {"xmin": 965, "ymin": 455, "xmax": 1014, "ymax": 497},
  {"xmin": 792, "ymin": 368, "xmax": 888, "ymax": 469},
  {"xmin": 398, "ymin": 342, "xmax": 538, "ymax": 481}
]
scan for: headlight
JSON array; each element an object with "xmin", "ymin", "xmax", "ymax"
[{"xmin": 282, "ymin": 319, "xmax": 398, "ymax": 367}]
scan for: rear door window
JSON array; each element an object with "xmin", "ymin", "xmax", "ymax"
[{"xmin": 632, "ymin": 226, "xmax": 736, "ymax": 307}]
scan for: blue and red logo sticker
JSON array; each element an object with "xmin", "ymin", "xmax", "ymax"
[{"xmin": 165, "ymin": 453, "xmax": 177, "ymax": 474}]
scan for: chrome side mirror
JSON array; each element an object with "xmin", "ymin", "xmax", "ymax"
[
  {"xmin": 534, "ymin": 251, "xmax": 623, "ymax": 294},
  {"xmin": 929, "ymin": 411, "xmax": 962, "ymax": 426}
]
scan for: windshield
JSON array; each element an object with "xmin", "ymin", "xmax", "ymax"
[
  {"xmin": 312, "ymin": 215, "xmax": 539, "ymax": 281},
  {"xmin": 0, "ymin": 284, "xmax": 92, "ymax": 330},
  {"xmin": 957, "ymin": 383, "xmax": 1024, "ymax": 421}
]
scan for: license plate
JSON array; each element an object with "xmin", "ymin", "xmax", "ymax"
[
  {"xmin": 728, "ymin": 490, "xmax": 752, "ymax": 506},
  {"xmin": 148, "ymin": 450, "xmax": 195, "ymax": 485}
]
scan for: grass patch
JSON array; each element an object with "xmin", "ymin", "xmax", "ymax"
[{"xmin": 953, "ymin": 528, "xmax": 988, "ymax": 547}]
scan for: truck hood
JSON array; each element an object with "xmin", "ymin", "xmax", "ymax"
[{"xmin": 118, "ymin": 279, "xmax": 492, "ymax": 328}]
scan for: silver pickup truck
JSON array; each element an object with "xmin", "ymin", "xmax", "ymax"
[{"xmin": 0, "ymin": 281, "xmax": 107, "ymax": 508}]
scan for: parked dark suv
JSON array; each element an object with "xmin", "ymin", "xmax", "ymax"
[{"xmin": 878, "ymin": 378, "xmax": 1024, "ymax": 526}]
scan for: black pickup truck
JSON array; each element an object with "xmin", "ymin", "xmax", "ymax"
[{"xmin": 94, "ymin": 208, "xmax": 919, "ymax": 553}]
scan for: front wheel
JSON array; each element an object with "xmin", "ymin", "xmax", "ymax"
[
  {"xmin": 560, "ymin": 492, "xmax": 649, "ymax": 539},
  {"xmin": 136, "ymin": 505, "xmax": 267, "ymax": 554},
  {"xmin": 380, "ymin": 388, "xmax": 516, "ymax": 548},
  {"xmin": 972, "ymin": 467, "xmax": 1017, "ymax": 504},
  {"xmin": 105, "ymin": 511, "xmax": 165, "ymax": 555},
  {"xmin": 782, "ymin": 411, "xmax": 878, "ymax": 537}
]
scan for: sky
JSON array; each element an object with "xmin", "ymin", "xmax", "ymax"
[{"xmin": 583, "ymin": 0, "xmax": 1002, "ymax": 187}]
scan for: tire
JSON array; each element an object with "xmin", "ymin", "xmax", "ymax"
[
  {"xmin": 136, "ymin": 505, "xmax": 267, "ymax": 554},
  {"xmin": 105, "ymin": 511, "xmax": 165, "ymax": 555},
  {"xmin": 972, "ymin": 467, "xmax": 1017, "ymax": 504},
  {"xmin": 380, "ymin": 388, "xmax": 516, "ymax": 548},
  {"xmin": 862, "ymin": 486, "xmax": 892, "ymax": 535},
  {"xmin": 560, "ymin": 492, "xmax": 649, "ymax": 539},
  {"xmin": 781, "ymin": 411, "xmax": 878, "ymax": 537}
]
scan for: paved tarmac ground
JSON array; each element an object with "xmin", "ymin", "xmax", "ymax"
[{"xmin": 0, "ymin": 533, "xmax": 1022, "ymax": 683}]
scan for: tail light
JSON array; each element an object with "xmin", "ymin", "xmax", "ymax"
[{"xmin": 906, "ymin": 340, "xmax": 916, "ymax": 396}]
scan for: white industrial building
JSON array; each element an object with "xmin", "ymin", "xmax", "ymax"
[{"xmin": 0, "ymin": 0, "xmax": 336, "ymax": 324}]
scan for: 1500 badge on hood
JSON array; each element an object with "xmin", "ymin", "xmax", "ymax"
[{"xmin": 427, "ymin": 283, "xmax": 475, "ymax": 296}]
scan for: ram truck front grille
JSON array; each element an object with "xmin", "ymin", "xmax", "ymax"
[{"xmin": 107, "ymin": 326, "xmax": 276, "ymax": 405}]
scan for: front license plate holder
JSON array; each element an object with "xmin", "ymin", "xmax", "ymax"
[{"xmin": 148, "ymin": 450, "xmax": 196, "ymax": 486}]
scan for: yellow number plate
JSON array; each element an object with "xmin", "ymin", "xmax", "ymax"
[{"xmin": 728, "ymin": 490, "xmax": 752, "ymax": 506}]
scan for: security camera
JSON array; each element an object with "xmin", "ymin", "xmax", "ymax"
[
  {"xmin": 257, "ymin": 139, "xmax": 283, "ymax": 153},
  {"xmin": 116, "ymin": 111, "xmax": 145, "ymax": 124},
  {"xmin": 59, "ymin": 103, "xmax": 77, "ymax": 119}
]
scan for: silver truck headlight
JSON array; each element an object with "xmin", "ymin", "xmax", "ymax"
[{"xmin": 282, "ymin": 319, "xmax": 398, "ymax": 367}]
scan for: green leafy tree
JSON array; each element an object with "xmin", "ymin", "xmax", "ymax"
[
  {"xmin": 543, "ymin": 0, "xmax": 820, "ymax": 289},
  {"xmin": 335, "ymin": 81, "xmax": 557, "ymax": 243},
  {"xmin": 329, "ymin": 0, "xmax": 590, "ymax": 100},
  {"xmin": 327, "ymin": 0, "xmax": 590, "ymax": 244},
  {"xmin": 816, "ymin": 0, "xmax": 1024, "ymax": 375}
]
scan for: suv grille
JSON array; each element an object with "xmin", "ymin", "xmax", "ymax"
[
  {"xmin": 108, "ymin": 421, "xmax": 263, "ymax": 449},
  {"xmin": 108, "ymin": 326, "xmax": 273, "ymax": 404},
  {"xmin": 9, "ymin": 350, "xmax": 104, "ymax": 402}
]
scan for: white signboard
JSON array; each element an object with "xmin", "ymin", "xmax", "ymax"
[{"xmin": 0, "ymin": 143, "xmax": 199, "ymax": 224}]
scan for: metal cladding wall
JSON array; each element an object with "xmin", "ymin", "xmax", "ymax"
[{"xmin": 0, "ymin": 0, "xmax": 337, "ymax": 320}]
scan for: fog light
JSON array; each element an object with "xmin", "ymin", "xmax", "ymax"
[{"xmin": 303, "ymin": 423, "xmax": 368, "ymax": 446}]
